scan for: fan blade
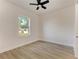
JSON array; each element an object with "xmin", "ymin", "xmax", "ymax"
[
  {"xmin": 30, "ymin": 3, "xmax": 38, "ymax": 5},
  {"xmin": 36, "ymin": 6, "xmax": 39, "ymax": 10},
  {"xmin": 41, "ymin": 5, "xmax": 46, "ymax": 9},
  {"xmin": 37, "ymin": 0, "xmax": 41, "ymax": 3},
  {"xmin": 41, "ymin": 0, "xmax": 49, "ymax": 5}
]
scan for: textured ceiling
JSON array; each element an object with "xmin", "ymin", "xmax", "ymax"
[{"xmin": 7, "ymin": 0, "xmax": 76, "ymax": 13}]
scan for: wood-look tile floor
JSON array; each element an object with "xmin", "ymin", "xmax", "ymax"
[{"xmin": 0, "ymin": 40, "xmax": 75, "ymax": 59}]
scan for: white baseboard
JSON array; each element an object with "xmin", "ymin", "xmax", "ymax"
[
  {"xmin": 0, "ymin": 39, "xmax": 74, "ymax": 53},
  {"xmin": 0, "ymin": 39, "xmax": 38, "ymax": 53},
  {"xmin": 42, "ymin": 40, "xmax": 73, "ymax": 47}
]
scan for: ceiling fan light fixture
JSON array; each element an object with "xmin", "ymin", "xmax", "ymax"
[{"xmin": 29, "ymin": 0, "xmax": 49, "ymax": 10}]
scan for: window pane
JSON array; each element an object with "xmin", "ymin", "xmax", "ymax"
[{"xmin": 18, "ymin": 16, "xmax": 30, "ymax": 36}]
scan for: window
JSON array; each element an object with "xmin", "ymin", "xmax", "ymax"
[{"xmin": 18, "ymin": 16, "xmax": 30, "ymax": 36}]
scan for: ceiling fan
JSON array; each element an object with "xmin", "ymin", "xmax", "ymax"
[{"xmin": 29, "ymin": 0, "xmax": 49, "ymax": 10}]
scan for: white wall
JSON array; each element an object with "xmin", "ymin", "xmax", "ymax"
[
  {"xmin": 73, "ymin": 4, "xmax": 78, "ymax": 57},
  {"xmin": 0, "ymin": 0, "xmax": 77, "ymax": 56},
  {"xmin": 40, "ymin": 5, "xmax": 75, "ymax": 47},
  {"xmin": 0, "ymin": 0, "xmax": 39, "ymax": 53}
]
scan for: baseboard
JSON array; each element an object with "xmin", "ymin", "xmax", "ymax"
[
  {"xmin": 41, "ymin": 40, "xmax": 73, "ymax": 48},
  {"xmin": 0, "ymin": 39, "xmax": 39, "ymax": 53},
  {"xmin": 0, "ymin": 39, "xmax": 74, "ymax": 54}
]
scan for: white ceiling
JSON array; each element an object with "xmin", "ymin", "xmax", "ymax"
[{"xmin": 7, "ymin": 0, "xmax": 76, "ymax": 13}]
